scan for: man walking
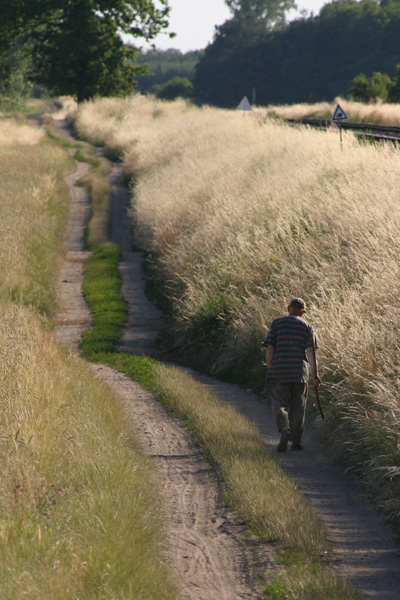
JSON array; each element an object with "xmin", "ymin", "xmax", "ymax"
[{"xmin": 262, "ymin": 298, "xmax": 321, "ymax": 452}]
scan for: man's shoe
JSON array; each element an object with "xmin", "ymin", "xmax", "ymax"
[
  {"xmin": 291, "ymin": 443, "xmax": 304, "ymax": 451},
  {"xmin": 277, "ymin": 427, "xmax": 291, "ymax": 452}
]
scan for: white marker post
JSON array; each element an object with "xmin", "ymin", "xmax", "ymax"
[
  {"xmin": 236, "ymin": 96, "xmax": 252, "ymax": 115},
  {"xmin": 332, "ymin": 103, "xmax": 348, "ymax": 147}
]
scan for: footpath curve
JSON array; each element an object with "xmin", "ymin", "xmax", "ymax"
[{"xmin": 54, "ymin": 120, "xmax": 400, "ymax": 599}]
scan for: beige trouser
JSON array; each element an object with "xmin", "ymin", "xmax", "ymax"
[{"xmin": 269, "ymin": 382, "xmax": 308, "ymax": 444}]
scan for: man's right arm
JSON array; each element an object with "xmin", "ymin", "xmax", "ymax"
[{"xmin": 305, "ymin": 347, "xmax": 321, "ymax": 388}]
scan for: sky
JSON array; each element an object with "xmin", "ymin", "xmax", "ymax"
[{"xmin": 138, "ymin": 0, "xmax": 329, "ymax": 53}]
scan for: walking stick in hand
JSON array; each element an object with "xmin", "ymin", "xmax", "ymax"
[{"xmin": 310, "ymin": 334, "xmax": 324, "ymax": 420}]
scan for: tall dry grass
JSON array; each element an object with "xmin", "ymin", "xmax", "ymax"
[
  {"xmin": 0, "ymin": 119, "xmax": 45, "ymax": 145},
  {"xmin": 267, "ymin": 96, "xmax": 400, "ymax": 125},
  {"xmin": 51, "ymin": 96, "xmax": 79, "ymax": 121},
  {"xmin": 0, "ymin": 302, "xmax": 175, "ymax": 599},
  {"xmin": 0, "ymin": 121, "xmax": 70, "ymax": 315},
  {"xmin": 75, "ymin": 95, "xmax": 400, "ymax": 533}
]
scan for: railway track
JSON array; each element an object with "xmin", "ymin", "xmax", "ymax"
[{"xmin": 287, "ymin": 117, "xmax": 400, "ymax": 144}]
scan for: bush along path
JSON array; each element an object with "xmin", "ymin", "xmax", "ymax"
[{"xmin": 53, "ymin": 117, "xmax": 400, "ymax": 600}]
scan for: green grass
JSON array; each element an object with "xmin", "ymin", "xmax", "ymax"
[
  {"xmin": 81, "ymin": 244, "xmax": 127, "ymax": 356},
  {"xmin": 75, "ymin": 144, "xmax": 113, "ymax": 248}
]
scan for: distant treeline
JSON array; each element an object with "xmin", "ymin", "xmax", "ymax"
[
  {"xmin": 138, "ymin": 0, "xmax": 400, "ymax": 107},
  {"xmin": 135, "ymin": 49, "xmax": 201, "ymax": 93}
]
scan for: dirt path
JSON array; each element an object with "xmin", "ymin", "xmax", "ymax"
[
  {"xmin": 53, "ymin": 126, "xmax": 272, "ymax": 599},
  {"xmin": 93, "ymin": 363, "xmax": 273, "ymax": 600},
  {"xmin": 107, "ymin": 164, "xmax": 165, "ymax": 357},
  {"xmin": 188, "ymin": 373, "xmax": 400, "ymax": 599},
  {"xmin": 54, "ymin": 147, "xmax": 92, "ymax": 351},
  {"xmin": 53, "ymin": 122, "xmax": 400, "ymax": 599}
]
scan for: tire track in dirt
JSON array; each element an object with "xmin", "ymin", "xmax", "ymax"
[
  {"xmin": 107, "ymin": 164, "xmax": 165, "ymax": 357},
  {"xmin": 92, "ymin": 363, "xmax": 272, "ymax": 600},
  {"xmin": 53, "ymin": 125, "xmax": 272, "ymax": 599},
  {"xmin": 54, "ymin": 146, "xmax": 92, "ymax": 351}
]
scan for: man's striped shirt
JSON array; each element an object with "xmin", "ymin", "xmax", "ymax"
[{"xmin": 263, "ymin": 315, "xmax": 317, "ymax": 382}]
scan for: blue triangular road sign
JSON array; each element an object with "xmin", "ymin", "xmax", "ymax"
[{"xmin": 332, "ymin": 103, "xmax": 348, "ymax": 122}]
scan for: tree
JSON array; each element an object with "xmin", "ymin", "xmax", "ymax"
[
  {"xmin": 388, "ymin": 64, "xmax": 400, "ymax": 103},
  {"xmin": 368, "ymin": 71, "xmax": 392, "ymax": 100},
  {"xmin": 349, "ymin": 71, "xmax": 392, "ymax": 102},
  {"xmin": 349, "ymin": 74, "xmax": 370, "ymax": 102},
  {"xmin": 135, "ymin": 49, "xmax": 201, "ymax": 93},
  {"xmin": 225, "ymin": 0, "xmax": 297, "ymax": 29},
  {"xmin": 0, "ymin": 41, "xmax": 32, "ymax": 101},
  {"xmin": 154, "ymin": 76, "xmax": 194, "ymax": 100},
  {"xmin": 195, "ymin": 0, "xmax": 400, "ymax": 107},
  {"xmin": 194, "ymin": 14, "xmax": 267, "ymax": 107},
  {"xmin": 0, "ymin": 0, "xmax": 171, "ymax": 102}
]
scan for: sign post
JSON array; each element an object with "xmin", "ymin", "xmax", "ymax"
[
  {"xmin": 332, "ymin": 103, "xmax": 349, "ymax": 147},
  {"xmin": 236, "ymin": 96, "xmax": 252, "ymax": 114}
]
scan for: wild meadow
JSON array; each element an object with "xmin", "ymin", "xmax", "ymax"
[
  {"xmin": 266, "ymin": 96, "xmax": 400, "ymax": 125},
  {"xmin": 0, "ymin": 128, "xmax": 68, "ymax": 315},
  {"xmin": 76, "ymin": 94, "xmax": 400, "ymax": 534},
  {"xmin": 0, "ymin": 117, "xmax": 177, "ymax": 599}
]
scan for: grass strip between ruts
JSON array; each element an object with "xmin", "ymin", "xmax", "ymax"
[
  {"xmin": 81, "ymin": 244, "xmax": 127, "ymax": 356},
  {"xmin": 81, "ymin": 243, "xmax": 360, "ymax": 600}
]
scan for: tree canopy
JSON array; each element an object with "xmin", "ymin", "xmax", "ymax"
[
  {"xmin": 349, "ymin": 71, "xmax": 393, "ymax": 102},
  {"xmin": 0, "ymin": 0, "xmax": 171, "ymax": 102},
  {"xmin": 389, "ymin": 64, "xmax": 400, "ymax": 102},
  {"xmin": 195, "ymin": 0, "xmax": 400, "ymax": 107},
  {"xmin": 154, "ymin": 76, "xmax": 194, "ymax": 100},
  {"xmin": 225, "ymin": 0, "xmax": 297, "ymax": 28}
]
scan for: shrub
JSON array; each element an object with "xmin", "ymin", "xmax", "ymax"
[
  {"xmin": 154, "ymin": 76, "xmax": 194, "ymax": 100},
  {"xmin": 349, "ymin": 71, "xmax": 392, "ymax": 102}
]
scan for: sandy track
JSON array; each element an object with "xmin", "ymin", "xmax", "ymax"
[
  {"xmin": 54, "ymin": 150, "xmax": 92, "ymax": 351},
  {"xmin": 54, "ymin": 121, "xmax": 400, "ymax": 599},
  {"xmin": 107, "ymin": 164, "xmax": 165, "ymax": 356},
  {"xmin": 92, "ymin": 364, "xmax": 272, "ymax": 599}
]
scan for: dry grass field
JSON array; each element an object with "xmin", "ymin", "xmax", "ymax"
[
  {"xmin": 0, "ymin": 117, "xmax": 177, "ymax": 599},
  {"xmin": 0, "ymin": 302, "xmax": 174, "ymax": 599},
  {"xmin": 75, "ymin": 95, "xmax": 400, "ymax": 534},
  {"xmin": 0, "ymin": 136, "xmax": 69, "ymax": 315},
  {"xmin": 266, "ymin": 96, "xmax": 400, "ymax": 124}
]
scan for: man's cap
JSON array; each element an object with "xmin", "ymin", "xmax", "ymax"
[{"xmin": 289, "ymin": 297, "xmax": 306, "ymax": 310}]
